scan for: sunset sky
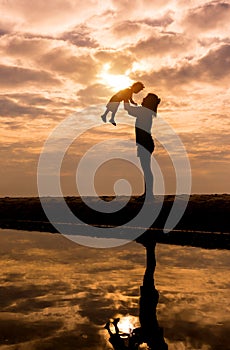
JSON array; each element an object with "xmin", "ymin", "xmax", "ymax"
[{"xmin": 0, "ymin": 0, "xmax": 229, "ymax": 196}]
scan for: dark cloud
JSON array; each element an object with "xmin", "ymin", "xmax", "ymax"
[
  {"xmin": 134, "ymin": 44, "xmax": 230, "ymax": 88},
  {"xmin": 179, "ymin": 131, "xmax": 230, "ymax": 157},
  {"xmin": 60, "ymin": 25, "xmax": 98, "ymax": 48},
  {"xmin": 1, "ymin": 120, "xmax": 23, "ymax": 130},
  {"xmin": 0, "ymin": 93, "xmax": 77, "ymax": 122},
  {"xmin": 77, "ymin": 84, "xmax": 112, "ymax": 106},
  {"xmin": 0, "ymin": 140, "xmax": 41, "ymax": 156},
  {"xmin": 0, "ymin": 318, "xmax": 63, "ymax": 344},
  {"xmin": 5, "ymin": 93, "xmax": 53, "ymax": 106},
  {"xmin": 198, "ymin": 44, "xmax": 230, "ymax": 80},
  {"xmin": 139, "ymin": 12, "xmax": 174, "ymax": 27},
  {"xmin": 0, "ymin": 18, "xmax": 17, "ymax": 36},
  {"xmin": 1, "ymin": 35, "xmax": 52, "ymax": 58},
  {"xmin": 183, "ymin": 1, "xmax": 230, "ymax": 31},
  {"xmin": 0, "ymin": 97, "xmax": 48, "ymax": 117},
  {"xmin": 4, "ymin": 93, "xmax": 78, "ymax": 114},
  {"xmin": 112, "ymin": 21, "xmax": 141, "ymax": 37},
  {"xmin": 198, "ymin": 36, "xmax": 230, "ymax": 48},
  {"xmin": 0, "ymin": 64, "xmax": 61, "ymax": 87},
  {"xmin": 0, "ymin": 28, "xmax": 9, "ymax": 37},
  {"xmin": 164, "ymin": 317, "xmax": 230, "ymax": 350},
  {"xmin": 38, "ymin": 48, "xmax": 98, "ymax": 84},
  {"xmin": 129, "ymin": 32, "xmax": 191, "ymax": 58}
]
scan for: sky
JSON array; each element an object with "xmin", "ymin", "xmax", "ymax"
[{"xmin": 0, "ymin": 0, "xmax": 230, "ymax": 196}]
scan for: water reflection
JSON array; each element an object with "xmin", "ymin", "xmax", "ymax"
[{"xmin": 104, "ymin": 240, "xmax": 168, "ymax": 349}]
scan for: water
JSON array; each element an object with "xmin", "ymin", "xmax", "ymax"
[{"xmin": 0, "ymin": 229, "xmax": 229, "ymax": 349}]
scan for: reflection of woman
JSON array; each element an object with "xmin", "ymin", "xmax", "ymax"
[
  {"xmin": 138, "ymin": 241, "xmax": 168, "ymax": 349},
  {"xmin": 104, "ymin": 240, "xmax": 168, "ymax": 349},
  {"xmin": 124, "ymin": 94, "xmax": 161, "ymax": 201}
]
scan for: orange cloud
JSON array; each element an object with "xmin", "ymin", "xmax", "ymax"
[{"xmin": 0, "ymin": 64, "xmax": 61, "ymax": 88}]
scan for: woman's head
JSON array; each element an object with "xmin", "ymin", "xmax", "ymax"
[{"xmin": 141, "ymin": 93, "xmax": 161, "ymax": 112}]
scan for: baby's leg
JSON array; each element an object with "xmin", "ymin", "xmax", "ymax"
[
  {"xmin": 113, "ymin": 318, "xmax": 120, "ymax": 334},
  {"xmin": 104, "ymin": 322, "xmax": 113, "ymax": 336},
  {"xmin": 109, "ymin": 111, "xmax": 116, "ymax": 126},
  {"xmin": 101, "ymin": 109, "xmax": 109, "ymax": 123}
]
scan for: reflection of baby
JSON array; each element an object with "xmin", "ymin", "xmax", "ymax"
[
  {"xmin": 104, "ymin": 318, "xmax": 129, "ymax": 350},
  {"xmin": 101, "ymin": 82, "xmax": 145, "ymax": 126}
]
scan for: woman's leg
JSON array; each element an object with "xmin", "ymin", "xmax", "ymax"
[{"xmin": 139, "ymin": 152, "xmax": 154, "ymax": 199}]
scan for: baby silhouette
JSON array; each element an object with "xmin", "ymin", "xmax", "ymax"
[
  {"xmin": 101, "ymin": 82, "xmax": 145, "ymax": 126},
  {"xmin": 104, "ymin": 318, "xmax": 129, "ymax": 349}
]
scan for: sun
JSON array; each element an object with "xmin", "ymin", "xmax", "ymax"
[
  {"xmin": 100, "ymin": 63, "xmax": 133, "ymax": 91},
  {"xmin": 113, "ymin": 315, "xmax": 138, "ymax": 334}
]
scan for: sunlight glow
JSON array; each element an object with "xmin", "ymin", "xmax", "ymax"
[
  {"xmin": 116, "ymin": 315, "xmax": 138, "ymax": 334},
  {"xmin": 100, "ymin": 63, "xmax": 133, "ymax": 91}
]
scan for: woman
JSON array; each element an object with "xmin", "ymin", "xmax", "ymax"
[{"xmin": 124, "ymin": 93, "xmax": 161, "ymax": 201}]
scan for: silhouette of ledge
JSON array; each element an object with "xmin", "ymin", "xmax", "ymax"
[
  {"xmin": 0, "ymin": 194, "xmax": 229, "ymax": 250},
  {"xmin": 135, "ymin": 228, "xmax": 229, "ymax": 250}
]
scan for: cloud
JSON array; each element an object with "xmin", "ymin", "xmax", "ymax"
[
  {"xmin": 183, "ymin": 1, "xmax": 230, "ymax": 32},
  {"xmin": 111, "ymin": 0, "xmax": 141, "ymax": 14},
  {"xmin": 109, "ymin": 13, "xmax": 175, "ymax": 48},
  {"xmin": 0, "ymin": 97, "xmax": 48, "ymax": 117},
  {"xmin": 76, "ymin": 84, "xmax": 112, "ymax": 106},
  {"xmin": 95, "ymin": 50, "xmax": 134, "ymax": 75},
  {"xmin": 0, "ymin": 93, "xmax": 78, "ymax": 124},
  {"xmin": 0, "ymin": 0, "xmax": 229, "ymax": 195},
  {"xmin": 5, "ymin": 93, "xmax": 53, "ymax": 106},
  {"xmin": 129, "ymin": 32, "xmax": 191, "ymax": 58},
  {"xmin": 38, "ymin": 47, "xmax": 98, "ymax": 84},
  {"xmin": 0, "ymin": 64, "xmax": 61, "ymax": 88},
  {"xmin": 197, "ymin": 36, "xmax": 230, "ymax": 49},
  {"xmin": 0, "ymin": 0, "xmax": 108, "ymax": 34},
  {"xmin": 111, "ymin": 0, "xmax": 172, "ymax": 13},
  {"xmin": 112, "ymin": 21, "xmax": 141, "ymax": 38},
  {"xmin": 198, "ymin": 44, "xmax": 230, "ymax": 80},
  {"xmin": 0, "ymin": 28, "xmax": 9, "ymax": 37},
  {"xmin": 60, "ymin": 25, "xmax": 98, "ymax": 48},
  {"xmin": 134, "ymin": 44, "xmax": 230, "ymax": 88},
  {"xmin": 1, "ymin": 34, "xmax": 53, "ymax": 59},
  {"xmin": 139, "ymin": 12, "xmax": 174, "ymax": 28}
]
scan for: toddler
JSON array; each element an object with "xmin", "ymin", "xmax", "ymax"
[{"xmin": 101, "ymin": 81, "xmax": 145, "ymax": 126}]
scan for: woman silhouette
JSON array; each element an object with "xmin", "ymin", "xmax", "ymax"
[
  {"xmin": 124, "ymin": 93, "xmax": 161, "ymax": 201},
  {"xmin": 104, "ymin": 241, "xmax": 168, "ymax": 350}
]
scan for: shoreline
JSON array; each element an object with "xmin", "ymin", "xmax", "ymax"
[{"xmin": 0, "ymin": 194, "xmax": 229, "ymax": 250}]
